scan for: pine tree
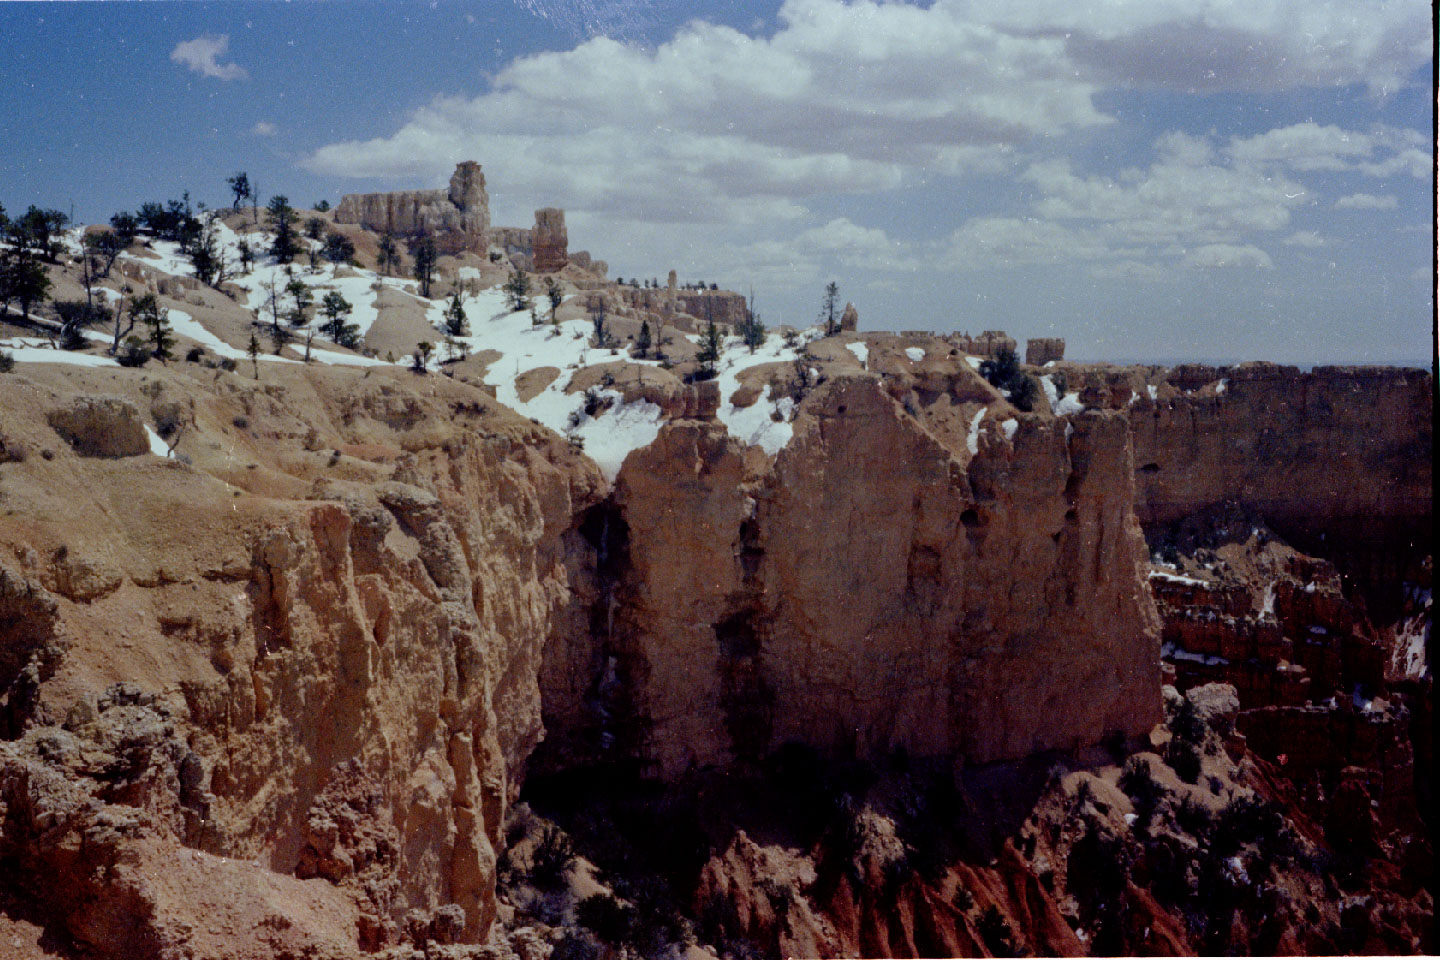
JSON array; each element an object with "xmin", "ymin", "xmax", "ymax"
[
  {"xmin": 444, "ymin": 291, "xmax": 470, "ymax": 337},
  {"xmin": 697, "ymin": 319, "xmax": 723, "ymax": 379},
  {"xmin": 635, "ymin": 319, "xmax": 652, "ymax": 359},
  {"xmin": 226, "ymin": 172, "xmax": 252, "ymax": 212},
  {"xmin": 267, "ymin": 195, "xmax": 300, "ymax": 262},
  {"xmin": 320, "ymin": 291, "xmax": 358, "ymax": 348},
  {"xmin": 545, "ymin": 276, "xmax": 563, "ymax": 322},
  {"xmin": 504, "ymin": 268, "xmax": 531, "ymax": 311},
  {"xmin": 819, "ymin": 280, "xmax": 840, "ymax": 336},
  {"xmin": 409, "ymin": 237, "xmax": 438, "ymax": 297},
  {"xmin": 143, "ymin": 299, "xmax": 174, "ymax": 361},
  {"xmin": 412, "ymin": 341, "xmax": 434, "ymax": 372},
  {"xmin": 285, "ymin": 277, "xmax": 313, "ymax": 327},
  {"xmin": 377, "ymin": 234, "xmax": 400, "ymax": 275},
  {"xmin": 247, "ymin": 325, "xmax": 261, "ymax": 377}
]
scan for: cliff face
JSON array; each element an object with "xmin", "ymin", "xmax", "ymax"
[
  {"xmin": 542, "ymin": 374, "xmax": 1161, "ymax": 778},
  {"xmin": 1128, "ymin": 364, "xmax": 1432, "ymax": 611},
  {"xmin": 0, "ymin": 363, "xmax": 601, "ymax": 956}
]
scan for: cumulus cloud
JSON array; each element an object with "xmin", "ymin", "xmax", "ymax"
[
  {"xmin": 1283, "ymin": 230, "xmax": 1326, "ymax": 248},
  {"xmin": 301, "ymin": 0, "xmax": 1431, "ymax": 313},
  {"xmin": 962, "ymin": 0, "xmax": 1430, "ymax": 94},
  {"xmin": 1183, "ymin": 243, "xmax": 1274, "ymax": 269},
  {"xmin": 1227, "ymin": 123, "xmax": 1430, "ymax": 178},
  {"xmin": 170, "ymin": 34, "xmax": 247, "ymax": 81},
  {"xmin": 250, "ymin": 120, "xmax": 277, "ymax": 137},
  {"xmin": 1335, "ymin": 193, "xmax": 1399, "ymax": 210}
]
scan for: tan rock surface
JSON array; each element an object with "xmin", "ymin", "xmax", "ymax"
[{"xmin": 0, "ymin": 361, "xmax": 603, "ymax": 955}]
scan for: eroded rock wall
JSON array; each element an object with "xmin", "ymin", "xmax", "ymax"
[
  {"xmin": 543, "ymin": 375, "xmax": 1161, "ymax": 777},
  {"xmin": 0, "ymin": 363, "xmax": 602, "ymax": 956}
]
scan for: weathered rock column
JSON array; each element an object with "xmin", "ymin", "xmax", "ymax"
[{"xmin": 532, "ymin": 208, "xmax": 568, "ymax": 273}]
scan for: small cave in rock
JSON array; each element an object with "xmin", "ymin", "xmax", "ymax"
[{"xmin": 1139, "ymin": 462, "xmax": 1162, "ymax": 473}]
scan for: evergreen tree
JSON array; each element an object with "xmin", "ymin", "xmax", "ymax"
[
  {"xmin": 589, "ymin": 300, "xmax": 608, "ymax": 346},
  {"xmin": 314, "ymin": 200, "xmax": 331, "ymax": 213},
  {"xmin": 504, "ymin": 268, "xmax": 531, "ymax": 311},
  {"xmin": 412, "ymin": 340, "xmax": 434, "ymax": 372},
  {"xmin": 304, "ymin": 217, "xmax": 326, "ymax": 241},
  {"xmin": 443, "ymin": 291, "xmax": 470, "ymax": 337},
  {"xmin": 319, "ymin": 291, "xmax": 359, "ymax": 347},
  {"xmin": 84, "ymin": 231, "xmax": 126, "ymax": 278},
  {"xmin": 226, "ymin": 172, "xmax": 252, "ymax": 212},
  {"xmin": 322, "ymin": 233, "xmax": 355, "ymax": 264},
  {"xmin": 267, "ymin": 195, "xmax": 300, "ymax": 262},
  {"xmin": 109, "ymin": 211, "xmax": 140, "ymax": 243},
  {"xmin": 0, "ymin": 248, "xmax": 51, "ymax": 321},
  {"xmin": 247, "ymin": 325, "xmax": 261, "ymax": 377},
  {"xmin": 285, "ymin": 277, "xmax": 313, "ymax": 327},
  {"xmin": 106, "ymin": 289, "xmax": 145, "ymax": 355},
  {"xmin": 409, "ymin": 237, "xmax": 438, "ymax": 297},
  {"xmin": 635, "ymin": 319, "xmax": 652, "ymax": 359},
  {"xmin": 819, "ymin": 280, "xmax": 840, "ymax": 336},
  {"xmin": 236, "ymin": 238, "xmax": 255, "ymax": 273},
  {"xmin": 142, "ymin": 297, "xmax": 174, "ymax": 361},
  {"xmin": 545, "ymin": 276, "xmax": 564, "ymax": 321},
  {"xmin": 377, "ymin": 234, "xmax": 400, "ymax": 275},
  {"xmin": 189, "ymin": 219, "xmax": 225, "ymax": 287},
  {"xmin": 696, "ymin": 319, "xmax": 723, "ymax": 379}
]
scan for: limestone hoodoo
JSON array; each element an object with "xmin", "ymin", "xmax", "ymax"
[
  {"xmin": 532, "ymin": 207, "xmax": 569, "ymax": 273},
  {"xmin": 334, "ymin": 160, "xmax": 489, "ymax": 238}
]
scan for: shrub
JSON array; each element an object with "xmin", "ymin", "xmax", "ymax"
[
  {"xmin": 117, "ymin": 336, "xmax": 150, "ymax": 367},
  {"xmin": 1169, "ymin": 695, "xmax": 1207, "ymax": 745},
  {"xmin": 529, "ymin": 825, "xmax": 575, "ymax": 890},
  {"xmin": 577, "ymin": 894, "xmax": 635, "ymax": 944},
  {"xmin": 0, "ymin": 351, "xmax": 13, "ymax": 373},
  {"xmin": 978, "ymin": 905, "xmax": 1024, "ymax": 957},
  {"xmin": 1168, "ymin": 739, "xmax": 1203, "ymax": 784},
  {"xmin": 185, "ymin": 346, "xmax": 206, "ymax": 363},
  {"xmin": 1119, "ymin": 756, "xmax": 1165, "ymax": 829}
]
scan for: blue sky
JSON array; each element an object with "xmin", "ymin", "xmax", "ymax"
[{"xmin": 1, "ymin": 0, "xmax": 1432, "ymax": 363}]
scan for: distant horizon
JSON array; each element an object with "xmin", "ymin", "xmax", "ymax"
[{"xmin": 1, "ymin": 0, "xmax": 1432, "ymax": 365}]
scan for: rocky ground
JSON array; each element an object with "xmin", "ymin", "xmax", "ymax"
[{"xmin": 0, "ymin": 214, "xmax": 1430, "ymax": 958}]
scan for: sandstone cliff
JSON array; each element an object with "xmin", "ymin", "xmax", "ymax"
[
  {"xmin": 541, "ymin": 370, "xmax": 1161, "ymax": 778},
  {"xmin": 0, "ymin": 361, "xmax": 602, "ymax": 956}
]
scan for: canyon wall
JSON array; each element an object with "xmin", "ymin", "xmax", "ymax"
[
  {"xmin": 542, "ymin": 372, "xmax": 1162, "ymax": 778},
  {"xmin": 1127, "ymin": 363, "xmax": 1432, "ymax": 613},
  {"xmin": 0, "ymin": 363, "xmax": 601, "ymax": 955}
]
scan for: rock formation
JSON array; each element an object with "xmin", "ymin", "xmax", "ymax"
[
  {"xmin": 541, "ymin": 374, "xmax": 1161, "ymax": 777},
  {"xmin": 840, "ymin": 302, "xmax": 859, "ymax": 331},
  {"xmin": 0, "ymin": 362, "xmax": 602, "ymax": 955},
  {"xmin": 674, "ymin": 288, "xmax": 748, "ymax": 328},
  {"xmin": 1026, "ymin": 337, "xmax": 1065, "ymax": 365},
  {"xmin": 335, "ymin": 161, "xmax": 489, "ymax": 238},
  {"xmin": 531, "ymin": 208, "xmax": 568, "ymax": 273}
]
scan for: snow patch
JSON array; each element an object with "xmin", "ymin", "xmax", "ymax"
[
  {"xmin": 966, "ymin": 408, "xmax": 986, "ymax": 455},
  {"xmin": 845, "ymin": 341, "xmax": 869, "ymax": 368},
  {"xmin": 1001, "ymin": 418, "xmax": 1018, "ymax": 441},
  {"xmin": 143, "ymin": 425, "xmax": 171, "ymax": 458},
  {"xmin": 904, "ymin": 347, "xmax": 925, "ymax": 362}
]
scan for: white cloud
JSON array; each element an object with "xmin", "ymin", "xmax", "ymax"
[
  {"xmin": 170, "ymin": 34, "xmax": 247, "ymax": 81},
  {"xmin": 1183, "ymin": 243, "xmax": 1274, "ymax": 269},
  {"xmin": 1335, "ymin": 193, "xmax": 1398, "ymax": 210},
  {"xmin": 250, "ymin": 120, "xmax": 277, "ymax": 137},
  {"xmin": 960, "ymin": 0, "xmax": 1430, "ymax": 95},
  {"xmin": 1283, "ymin": 230, "xmax": 1326, "ymax": 248},
  {"xmin": 1227, "ymin": 123, "xmax": 1430, "ymax": 178}
]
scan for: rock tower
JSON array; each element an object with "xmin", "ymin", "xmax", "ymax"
[{"xmin": 532, "ymin": 208, "xmax": 568, "ymax": 273}]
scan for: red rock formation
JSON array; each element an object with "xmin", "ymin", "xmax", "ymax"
[
  {"xmin": 531, "ymin": 208, "xmax": 568, "ymax": 274},
  {"xmin": 543, "ymin": 375, "xmax": 1161, "ymax": 777}
]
